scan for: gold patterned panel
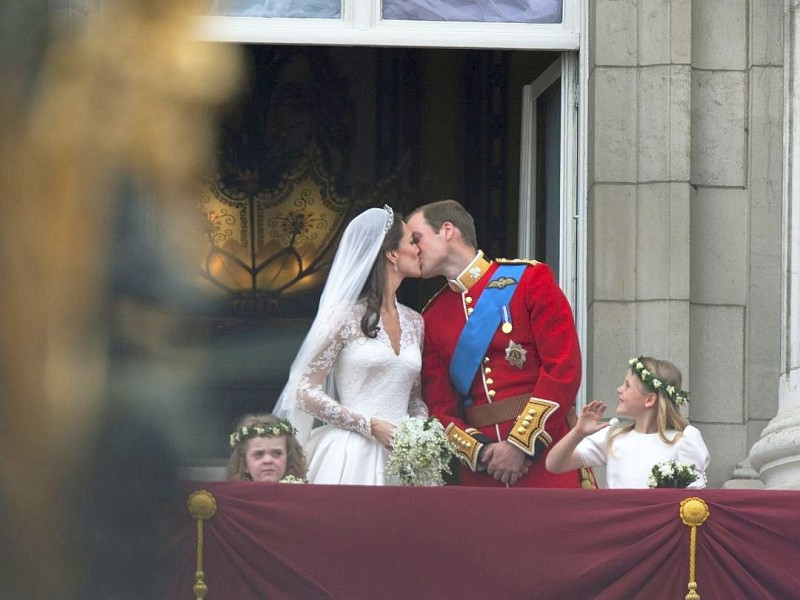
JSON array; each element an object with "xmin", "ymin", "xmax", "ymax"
[{"xmin": 199, "ymin": 142, "xmax": 351, "ymax": 303}]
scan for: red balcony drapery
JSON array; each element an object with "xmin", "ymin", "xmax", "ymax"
[{"xmin": 158, "ymin": 482, "xmax": 800, "ymax": 600}]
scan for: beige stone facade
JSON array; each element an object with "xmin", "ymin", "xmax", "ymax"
[{"xmin": 589, "ymin": 0, "xmax": 797, "ymax": 488}]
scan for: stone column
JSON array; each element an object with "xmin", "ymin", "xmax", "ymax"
[
  {"xmin": 744, "ymin": 0, "xmax": 800, "ymax": 490},
  {"xmin": 688, "ymin": 0, "xmax": 752, "ymax": 488},
  {"xmin": 587, "ymin": 0, "xmax": 693, "ymax": 449}
]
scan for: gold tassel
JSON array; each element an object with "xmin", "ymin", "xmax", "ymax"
[
  {"xmin": 679, "ymin": 497, "xmax": 709, "ymax": 600},
  {"xmin": 188, "ymin": 490, "xmax": 218, "ymax": 600},
  {"xmin": 579, "ymin": 467, "xmax": 599, "ymax": 489}
]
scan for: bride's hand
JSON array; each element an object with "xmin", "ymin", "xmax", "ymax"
[{"xmin": 370, "ymin": 418, "xmax": 396, "ymax": 450}]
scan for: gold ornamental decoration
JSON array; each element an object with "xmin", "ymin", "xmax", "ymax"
[
  {"xmin": 188, "ymin": 490, "xmax": 218, "ymax": 600},
  {"xmin": 679, "ymin": 496, "xmax": 709, "ymax": 600}
]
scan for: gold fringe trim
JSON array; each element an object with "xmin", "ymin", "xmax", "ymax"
[
  {"xmin": 679, "ymin": 497, "xmax": 709, "ymax": 600},
  {"xmin": 188, "ymin": 490, "xmax": 218, "ymax": 600}
]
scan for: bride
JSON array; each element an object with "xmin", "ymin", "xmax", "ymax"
[{"xmin": 274, "ymin": 205, "xmax": 428, "ymax": 484}]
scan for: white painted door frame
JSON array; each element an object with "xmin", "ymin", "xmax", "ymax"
[{"xmin": 517, "ymin": 51, "xmax": 584, "ymax": 407}]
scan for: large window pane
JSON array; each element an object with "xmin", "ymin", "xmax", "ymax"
[
  {"xmin": 210, "ymin": 0, "xmax": 341, "ymax": 18},
  {"xmin": 382, "ymin": 0, "xmax": 562, "ymax": 23}
]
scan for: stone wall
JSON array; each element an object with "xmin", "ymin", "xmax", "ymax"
[
  {"xmin": 587, "ymin": 0, "xmax": 692, "ymax": 462},
  {"xmin": 743, "ymin": 0, "xmax": 800, "ymax": 489},
  {"xmin": 587, "ymin": 0, "xmax": 784, "ymax": 487}
]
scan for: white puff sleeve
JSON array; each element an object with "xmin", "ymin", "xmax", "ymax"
[{"xmin": 678, "ymin": 425, "xmax": 711, "ymax": 488}]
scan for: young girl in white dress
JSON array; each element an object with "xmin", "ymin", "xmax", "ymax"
[
  {"xmin": 226, "ymin": 413, "xmax": 308, "ymax": 483},
  {"xmin": 273, "ymin": 205, "xmax": 428, "ymax": 484},
  {"xmin": 546, "ymin": 356, "xmax": 710, "ymax": 488}
]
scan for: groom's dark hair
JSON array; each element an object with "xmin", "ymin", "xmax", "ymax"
[{"xmin": 412, "ymin": 199, "xmax": 477, "ymax": 249}]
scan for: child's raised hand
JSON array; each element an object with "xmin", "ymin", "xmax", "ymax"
[{"xmin": 575, "ymin": 400, "xmax": 609, "ymax": 436}]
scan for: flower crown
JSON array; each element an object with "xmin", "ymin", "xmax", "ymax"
[
  {"xmin": 628, "ymin": 357, "xmax": 690, "ymax": 406},
  {"xmin": 230, "ymin": 419, "xmax": 297, "ymax": 448}
]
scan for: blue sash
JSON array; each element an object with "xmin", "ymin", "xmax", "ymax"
[{"xmin": 449, "ymin": 264, "xmax": 526, "ymax": 402}]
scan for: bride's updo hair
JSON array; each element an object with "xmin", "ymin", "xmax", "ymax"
[{"xmin": 359, "ymin": 214, "xmax": 405, "ymax": 338}]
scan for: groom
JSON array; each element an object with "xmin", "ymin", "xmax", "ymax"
[{"xmin": 407, "ymin": 199, "xmax": 584, "ymax": 488}]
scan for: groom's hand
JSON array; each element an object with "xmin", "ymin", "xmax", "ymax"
[{"xmin": 484, "ymin": 441, "xmax": 530, "ymax": 486}]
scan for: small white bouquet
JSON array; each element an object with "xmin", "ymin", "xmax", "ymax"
[
  {"xmin": 647, "ymin": 459, "xmax": 699, "ymax": 488},
  {"xmin": 279, "ymin": 475, "xmax": 306, "ymax": 484},
  {"xmin": 385, "ymin": 416, "xmax": 456, "ymax": 486}
]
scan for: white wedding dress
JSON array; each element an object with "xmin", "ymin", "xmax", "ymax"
[{"xmin": 296, "ymin": 301, "xmax": 428, "ymax": 485}]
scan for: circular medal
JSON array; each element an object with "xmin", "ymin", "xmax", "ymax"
[{"xmin": 501, "ymin": 322, "xmax": 513, "ymax": 334}]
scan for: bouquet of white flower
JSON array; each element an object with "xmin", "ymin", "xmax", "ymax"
[
  {"xmin": 647, "ymin": 459, "xmax": 699, "ymax": 488},
  {"xmin": 385, "ymin": 416, "xmax": 456, "ymax": 486},
  {"xmin": 279, "ymin": 475, "xmax": 306, "ymax": 484}
]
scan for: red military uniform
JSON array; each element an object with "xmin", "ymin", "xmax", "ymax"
[{"xmin": 422, "ymin": 251, "xmax": 583, "ymax": 487}]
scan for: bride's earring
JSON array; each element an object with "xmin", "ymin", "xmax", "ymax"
[{"xmin": 393, "ymin": 261, "xmax": 398, "ymax": 272}]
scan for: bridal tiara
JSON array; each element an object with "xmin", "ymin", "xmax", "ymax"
[{"xmin": 383, "ymin": 204, "xmax": 394, "ymax": 232}]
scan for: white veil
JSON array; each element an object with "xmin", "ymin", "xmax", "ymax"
[{"xmin": 273, "ymin": 205, "xmax": 395, "ymax": 444}]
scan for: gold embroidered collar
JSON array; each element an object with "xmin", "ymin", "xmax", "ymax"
[{"xmin": 447, "ymin": 251, "xmax": 493, "ymax": 293}]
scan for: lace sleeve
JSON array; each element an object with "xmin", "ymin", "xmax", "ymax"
[{"xmin": 295, "ymin": 314, "xmax": 372, "ymax": 439}]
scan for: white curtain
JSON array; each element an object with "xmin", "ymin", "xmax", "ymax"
[
  {"xmin": 211, "ymin": 0, "xmax": 341, "ymax": 18},
  {"xmin": 383, "ymin": 0, "xmax": 562, "ymax": 23},
  {"xmin": 210, "ymin": 0, "xmax": 562, "ymax": 23}
]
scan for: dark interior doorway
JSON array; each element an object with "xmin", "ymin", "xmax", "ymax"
[{"xmin": 194, "ymin": 43, "xmax": 560, "ymax": 458}]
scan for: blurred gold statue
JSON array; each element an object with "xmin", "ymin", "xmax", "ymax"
[{"xmin": 0, "ymin": 0, "xmax": 242, "ymax": 597}]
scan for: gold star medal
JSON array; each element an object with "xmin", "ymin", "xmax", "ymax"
[{"xmin": 505, "ymin": 340, "xmax": 527, "ymax": 369}]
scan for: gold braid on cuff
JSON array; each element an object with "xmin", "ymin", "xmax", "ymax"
[
  {"xmin": 506, "ymin": 397, "xmax": 559, "ymax": 457},
  {"xmin": 445, "ymin": 423, "xmax": 483, "ymax": 472}
]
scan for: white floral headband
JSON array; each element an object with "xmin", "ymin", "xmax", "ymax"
[
  {"xmin": 628, "ymin": 357, "xmax": 689, "ymax": 406},
  {"xmin": 230, "ymin": 419, "xmax": 298, "ymax": 448}
]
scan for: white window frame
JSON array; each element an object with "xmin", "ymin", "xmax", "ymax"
[
  {"xmin": 517, "ymin": 52, "xmax": 584, "ymax": 409},
  {"xmin": 195, "ymin": 0, "xmax": 579, "ymax": 50},
  {"xmin": 518, "ymin": 52, "xmax": 578, "ymax": 298},
  {"xmin": 518, "ymin": 56, "xmax": 561, "ymax": 263}
]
